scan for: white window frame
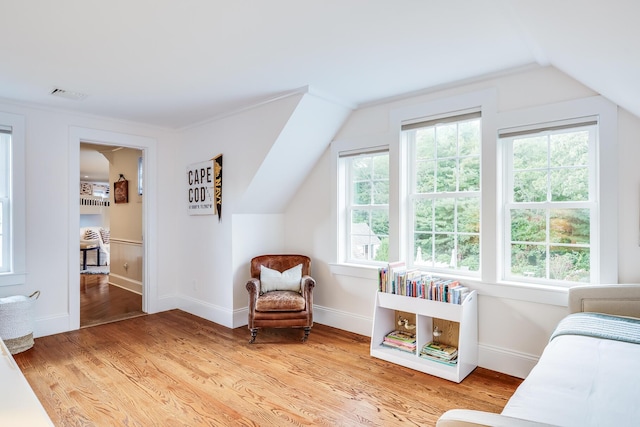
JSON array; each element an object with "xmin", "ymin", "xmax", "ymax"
[
  {"xmin": 0, "ymin": 112, "xmax": 26, "ymax": 286},
  {"xmin": 500, "ymin": 120, "xmax": 597, "ymax": 285},
  {"xmin": 0, "ymin": 131, "xmax": 9, "ymax": 271},
  {"xmin": 339, "ymin": 147, "xmax": 390, "ymax": 266},
  {"xmin": 389, "ymin": 89, "xmax": 498, "ymax": 275},
  {"xmin": 331, "ymin": 92, "xmax": 616, "ymax": 306},
  {"xmin": 403, "ymin": 110, "xmax": 482, "ymax": 276},
  {"xmin": 496, "ymin": 96, "xmax": 618, "ymax": 290}
]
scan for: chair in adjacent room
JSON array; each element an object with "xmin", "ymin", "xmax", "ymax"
[{"xmin": 246, "ymin": 254, "xmax": 316, "ymax": 343}]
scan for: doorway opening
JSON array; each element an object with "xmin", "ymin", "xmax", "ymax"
[{"xmin": 79, "ymin": 142, "xmax": 145, "ymax": 327}]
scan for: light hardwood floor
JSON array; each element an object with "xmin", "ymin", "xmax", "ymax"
[
  {"xmin": 80, "ymin": 273, "xmax": 144, "ymax": 327},
  {"xmin": 14, "ymin": 310, "xmax": 522, "ymax": 426}
]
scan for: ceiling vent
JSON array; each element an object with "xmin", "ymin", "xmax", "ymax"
[{"xmin": 50, "ymin": 87, "xmax": 88, "ymax": 100}]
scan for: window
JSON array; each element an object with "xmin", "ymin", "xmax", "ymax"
[
  {"xmin": 341, "ymin": 150, "xmax": 389, "ymax": 264},
  {"xmin": 0, "ymin": 112, "xmax": 26, "ymax": 286},
  {"xmin": 0, "ymin": 128, "xmax": 9, "ymax": 272},
  {"xmin": 404, "ymin": 112, "xmax": 481, "ymax": 274},
  {"xmin": 334, "ymin": 92, "xmax": 616, "ymax": 302},
  {"xmin": 501, "ymin": 120, "xmax": 597, "ymax": 284}
]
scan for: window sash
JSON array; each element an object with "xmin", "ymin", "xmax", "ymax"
[
  {"xmin": 343, "ymin": 151, "xmax": 389, "ymax": 264},
  {"xmin": 0, "ymin": 112, "xmax": 25, "ymax": 286},
  {"xmin": 0, "ymin": 131, "xmax": 10, "ymax": 273},
  {"xmin": 404, "ymin": 112, "xmax": 481, "ymax": 274},
  {"xmin": 501, "ymin": 122, "xmax": 597, "ymax": 284}
]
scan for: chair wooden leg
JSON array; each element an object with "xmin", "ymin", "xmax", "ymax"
[
  {"xmin": 249, "ymin": 328, "xmax": 258, "ymax": 344},
  {"xmin": 302, "ymin": 327, "xmax": 311, "ymax": 342}
]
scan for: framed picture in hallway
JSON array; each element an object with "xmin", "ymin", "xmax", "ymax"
[{"xmin": 114, "ymin": 176, "xmax": 128, "ymax": 204}]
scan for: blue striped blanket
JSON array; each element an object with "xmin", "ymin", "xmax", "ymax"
[{"xmin": 550, "ymin": 312, "xmax": 640, "ymax": 344}]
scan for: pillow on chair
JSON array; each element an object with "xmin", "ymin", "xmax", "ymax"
[{"xmin": 260, "ymin": 264, "xmax": 302, "ymax": 293}]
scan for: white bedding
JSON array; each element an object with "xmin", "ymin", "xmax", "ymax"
[
  {"xmin": 0, "ymin": 339, "xmax": 53, "ymax": 426},
  {"xmin": 502, "ymin": 334, "xmax": 640, "ymax": 426}
]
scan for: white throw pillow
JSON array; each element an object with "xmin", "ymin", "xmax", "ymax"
[{"xmin": 260, "ymin": 264, "xmax": 303, "ymax": 293}]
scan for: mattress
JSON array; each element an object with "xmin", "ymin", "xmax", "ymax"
[{"xmin": 502, "ymin": 320, "xmax": 640, "ymax": 426}]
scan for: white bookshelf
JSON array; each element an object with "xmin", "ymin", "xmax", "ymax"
[{"xmin": 370, "ymin": 290, "xmax": 478, "ymax": 383}]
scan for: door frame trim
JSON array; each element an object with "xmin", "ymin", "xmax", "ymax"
[{"xmin": 69, "ymin": 127, "xmax": 158, "ymax": 330}]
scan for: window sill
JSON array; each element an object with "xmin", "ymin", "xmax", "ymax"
[
  {"xmin": 472, "ymin": 279, "xmax": 569, "ymax": 307},
  {"xmin": 328, "ymin": 263, "xmax": 381, "ymax": 280},
  {"xmin": 0, "ymin": 272, "xmax": 27, "ymax": 287},
  {"xmin": 328, "ymin": 263, "xmax": 570, "ymax": 307}
]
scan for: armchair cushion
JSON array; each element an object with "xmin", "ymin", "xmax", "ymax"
[
  {"xmin": 255, "ymin": 291, "xmax": 306, "ymax": 312},
  {"xmin": 260, "ymin": 263, "xmax": 302, "ymax": 293}
]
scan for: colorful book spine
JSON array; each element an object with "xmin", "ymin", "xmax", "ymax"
[{"xmin": 377, "ymin": 262, "xmax": 470, "ymax": 304}]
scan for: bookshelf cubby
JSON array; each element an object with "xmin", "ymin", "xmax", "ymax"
[{"xmin": 370, "ymin": 290, "xmax": 478, "ymax": 383}]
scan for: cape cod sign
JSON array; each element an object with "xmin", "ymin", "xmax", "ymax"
[{"xmin": 187, "ymin": 154, "xmax": 223, "ymax": 220}]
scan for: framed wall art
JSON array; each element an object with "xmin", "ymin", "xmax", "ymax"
[{"xmin": 114, "ymin": 175, "xmax": 128, "ymax": 204}]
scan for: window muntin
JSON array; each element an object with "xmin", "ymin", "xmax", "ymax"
[
  {"xmin": 405, "ymin": 113, "xmax": 481, "ymax": 273},
  {"xmin": 502, "ymin": 123, "xmax": 596, "ymax": 284},
  {"xmin": 343, "ymin": 151, "xmax": 389, "ymax": 264}
]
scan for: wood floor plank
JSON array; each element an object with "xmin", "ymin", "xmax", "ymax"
[
  {"xmin": 14, "ymin": 311, "xmax": 522, "ymax": 426},
  {"xmin": 80, "ymin": 274, "xmax": 143, "ymax": 328}
]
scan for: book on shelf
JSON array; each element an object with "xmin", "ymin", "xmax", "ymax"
[
  {"xmin": 381, "ymin": 330, "xmax": 416, "ymax": 354},
  {"xmin": 385, "ymin": 329, "xmax": 416, "ymax": 342},
  {"xmin": 419, "ymin": 341, "xmax": 458, "ymax": 365},
  {"xmin": 377, "ymin": 261, "xmax": 471, "ymax": 304},
  {"xmin": 419, "ymin": 352, "xmax": 459, "ymax": 366}
]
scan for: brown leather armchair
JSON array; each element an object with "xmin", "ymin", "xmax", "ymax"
[{"xmin": 246, "ymin": 254, "xmax": 316, "ymax": 343}]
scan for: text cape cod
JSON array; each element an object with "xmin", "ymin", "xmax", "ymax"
[{"xmin": 187, "ymin": 160, "xmax": 215, "ymax": 215}]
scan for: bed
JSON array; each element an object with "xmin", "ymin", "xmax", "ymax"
[
  {"xmin": 437, "ymin": 284, "xmax": 640, "ymax": 427},
  {"xmin": 0, "ymin": 338, "xmax": 53, "ymax": 426}
]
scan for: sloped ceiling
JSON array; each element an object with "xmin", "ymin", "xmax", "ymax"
[
  {"xmin": 237, "ymin": 90, "xmax": 352, "ymax": 214},
  {"xmin": 1, "ymin": 1, "xmax": 637, "ymax": 129}
]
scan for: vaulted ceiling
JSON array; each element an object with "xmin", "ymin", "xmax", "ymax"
[{"xmin": 1, "ymin": 1, "xmax": 638, "ymax": 129}]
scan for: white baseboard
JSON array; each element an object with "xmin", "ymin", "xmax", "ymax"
[
  {"xmin": 313, "ymin": 305, "xmax": 373, "ymax": 337},
  {"xmin": 478, "ymin": 343, "xmax": 539, "ymax": 379},
  {"xmin": 33, "ymin": 313, "xmax": 73, "ymax": 338},
  {"xmin": 233, "ymin": 307, "xmax": 249, "ymax": 329},
  {"xmin": 108, "ymin": 273, "xmax": 142, "ymax": 294},
  {"xmin": 230, "ymin": 304, "xmax": 372, "ymax": 334},
  {"xmin": 174, "ymin": 294, "xmax": 234, "ymax": 328},
  {"xmin": 154, "ymin": 294, "xmax": 181, "ymax": 313}
]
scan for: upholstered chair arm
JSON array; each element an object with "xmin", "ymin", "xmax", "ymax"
[
  {"xmin": 301, "ymin": 275, "xmax": 315, "ymax": 306},
  {"xmin": 301, "ymin": 275, "xmax": 315, "ymax": 292},
  {"xmin": 246, "ymin": 278, "xmax": 260, "ymax": 308}
]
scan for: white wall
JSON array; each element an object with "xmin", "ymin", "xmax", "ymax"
[
  {"xmin": 617, "ymin": 107, "xmax": 640, "ymax": 282},
  {"xmin": 171, "ymin": 89, "xmax": 350, "ymax": 328},
  {"xmin": 108, "ymin": 147, "xmax": 143, "ymax": 241},
  {"xmin": 170, "ymin": 93, "xmax": 305, "ymax": 326},
  {"xmin": 0, "ymin": 101, "xmax": 179, "ymax": 336},
  {"xmin": 284, "ymin": 66, "xmax": 640, "ymax": 378},
  {"xmin": 0, "ymin": 87, "xmax": 348, "ymax": 338}
]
